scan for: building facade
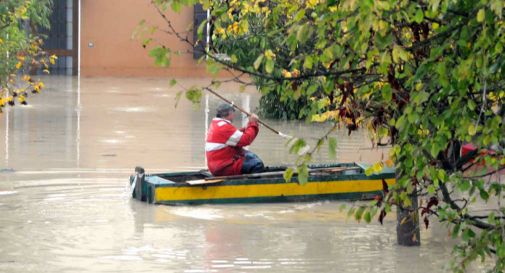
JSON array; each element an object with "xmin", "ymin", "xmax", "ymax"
[{"xmin": 46, "ymin": 0, "xmax": 207, "ymax": 77}]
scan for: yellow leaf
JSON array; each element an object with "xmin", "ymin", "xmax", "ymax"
[
  {"xmin": 372, "ymin": 162, "xmax": 384, "ymax": 173},
  {"xmin": 264, "ymin": 49, "xmax": 276, "ymax": 60},
  {"xmin": 50, "ymin": 54, "xmax": 58, "ymax": 65},
  {"xmin": 468, "ymin": 123, "xmax": 477, "ymax": 136},
  {"xmin": 15, "ymin": 62, "xmax": 23, "ymax": 69},
  {"xmin": 281, "ymin": 69, "xmax": 292, "ymax": 78},
  {"xmin": 477, "ymin": 8, "xmax": 485, "ymax": 23},
  {"xmin": 306, "ymin": 0, "xmax": 318, "ymax": 8},
  {"xmin": 215, "ymin": 26, "xmax": 225, "ymax": 35},
  {"xmin": 392, "ymin": 45, "xmax": 410, "ymax": 62},
  {"xmin": 311, "ymin": 113, "xmax": 328, "ymax": 122},
  {"xmin": 415, "ymin": 82, "xmax": 423, "ymax": 91}
]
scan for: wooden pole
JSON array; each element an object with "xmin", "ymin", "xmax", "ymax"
[{"xmin": 204, "ymin": 87, "xmax": 288, "ymax": 137}]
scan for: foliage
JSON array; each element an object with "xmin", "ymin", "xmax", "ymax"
[
  {"xmin": 143, "ymin": 0, "xmax": 505, "ymax": 271},
  {"xmin": 0, "ymin": 0, "xmax": 53, "ymax": 111}
]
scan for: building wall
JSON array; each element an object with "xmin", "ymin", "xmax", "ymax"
[{"xmin": 80, "ymin": 0, "xmax": 208, "ymax": 77}]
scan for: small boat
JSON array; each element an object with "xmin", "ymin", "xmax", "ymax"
[{"xmin": 129, "ymin": 163, "xmax": 395, "ymax": 205}]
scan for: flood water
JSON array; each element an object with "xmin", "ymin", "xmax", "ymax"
[{"xmin": 0, "ymin": 76, "xmax": 482, "ymax": 272}]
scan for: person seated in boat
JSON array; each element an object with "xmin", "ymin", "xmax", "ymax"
[{"xmin": 205, "ymin": 103, "xmax": 264, "ymax": 176}]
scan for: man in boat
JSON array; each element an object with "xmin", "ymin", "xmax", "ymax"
[{"xmin": 205, "ymin": 103, "xmax": 264, "ymax": 176}]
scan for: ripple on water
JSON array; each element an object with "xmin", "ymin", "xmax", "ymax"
[
  {"xmin": 170, "ymin": 207, "xmax": 224, "ymax": 220},
  {"xmin": 112, "ymin": 106, "xmax": 153, "ymax": 113}
]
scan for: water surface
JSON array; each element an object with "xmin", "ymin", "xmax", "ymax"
[{"xmin": 0, "ymin": 76, "xmax": 481, "ymax": 272}]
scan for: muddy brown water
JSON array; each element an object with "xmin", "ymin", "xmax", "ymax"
[{"xmin": 0, "ymin": 76, "xmax": 484, "ymax": 272}]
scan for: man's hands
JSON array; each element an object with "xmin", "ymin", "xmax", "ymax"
[{"xmin": 249, "ymin": 113, "xmax": 259, "ymax": 123}]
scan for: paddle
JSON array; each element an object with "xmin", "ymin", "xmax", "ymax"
[
  {"xmin": 185, "ymin": 166, "xmax": 361, "ymax": 185},
  {"xmin": 204, "ymin": 87, "xmax": 293, "ymax": 139}
]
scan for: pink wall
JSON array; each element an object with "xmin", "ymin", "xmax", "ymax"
[{"xmin": 80, "ymin": 0, "xmax": 209, "ymax": 77}]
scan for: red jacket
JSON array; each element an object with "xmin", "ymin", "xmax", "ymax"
[{"xmin": 206, "ymin": 118, "xmax": 259, "ymax": 176}]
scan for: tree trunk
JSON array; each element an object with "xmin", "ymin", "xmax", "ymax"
[{"xmin": 396, "ymin": 171, "xmax": 421, "ymax": 246}]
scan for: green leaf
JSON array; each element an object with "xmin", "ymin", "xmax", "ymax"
[
  {"xmin": 468, "ymin": 123, "xmax": 477, "ymax": 136},
  {"xmin": 304, "ymin": 55, "xmax": 314, "ymax": 69},
  {"xmin": 185, "ymin": 87, "xmax": 202, "ymax": 105},
  {"xmin": 414, "ymin": 9, "xmax": 424, "ymax": 23},
  {"xmin": 467, "ymin": 100, "xmax": 476, "ymax": 110},
  {"xmin": 477, "ymin": 8, "xmax": 485, "ymax": 22},
  {"xmin": 289, "ymin": 138, "xmax": 307, "ymax": 154},
  {"xmin": 265, "ymin": 59, "xmax": 275, "ymax": 74},
  {"xmin": 458, "ymin": 180, "xmax": 471, "ymax": 192},
  {"xmin": 294, "ymin": 9, "xmax": 305, "ymax": 22},
  {"xmin": 430, "ymin": 142, "xmax": 441, "ymax": 158},
  {"xmin": 253, "ymin": 54, "xmax": 264, "ymax": 70},
  {"xmin": 306, "ymin": 84, "xmax": 318, "ymax": 96},
  {"xmin": 230, "ymin": 54, "xmax": 238, "ymax": 63},
  {"xmin": 284, "ymin": 167, "xmax": 294, "ymax": 182},
  {"xmin": 297, "ymin": 164, "xmax": 309, "ymax": 184},
  {"xmin": 347, "ymin": 207, "xmax": 356, "ymax": 218},
  {"xmin": 149, "ymin": 47, "xmax": 171, "ymax": 67},
  {"xmin": 321, "ymin": 47, "xmax": 334, "ymax": 63},
  {"xmin": 239, "ymin": 20, "xmax": 249, "ymax": 33},
  {"xmin": 355, "ymin": 206, "xmax": 365, "ymax": 221},
  {"xmin": 414, "ymin": 91, "xmax": 429, "ymax": 105},
  {"xmin": 490, "ymin": 1, "xmax": 503, "ymax": 18},
  {"xmin": 171, "ymin": 1, "xmax": 182, "ymax": 12},
  {"xmin": 452, "ymin": 224, "xmax": 461, "ymax": 238},
  {"xmin": 364, "ymin": 210, "xmax": 372, "ymax": 223},
  {"xmin": 392, "ymin": 45, "xmax": 409, "ymax": 62},
  {"xmin": 201, "ymin": 0, "xmax": 211, "ymax": 9},
  {"xmin": 462, "ymin": 228, "xmax": 476, "ymax": 241},
  {"xmin": 206, "ymin": 60, "xmax": 221, "ymax": 75},
  {"xmin": 382, "ymin": 84, "xmax": 392, "ymax": 101},
  {"xmin": 197, "ymin": 20, "xmax": 207, "ymax": 39},
  {"xmin": 169, "ymin": 79, "xmax": 177, "ymax": 87},
  {"xmin": 297, "ymin": 24, "xmax": 312, "ymax": 43},
  {"xmin": 479, "ymin": 189, "xmax": 489, "ymax": 201},
  {"xmin": 328, "ymin": 137, "xmax": 337, "ymax": 159}
]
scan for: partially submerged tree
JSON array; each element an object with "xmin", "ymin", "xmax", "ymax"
[
  {"xmin": 141, "ymin": 0, "xmax": 504, "ymax": 271},
  {"xmin": 0, "ymin": 0, "xmax": 54, "ymax": 111}
]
